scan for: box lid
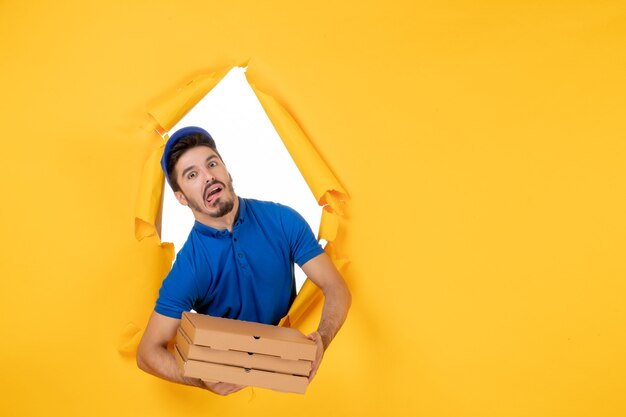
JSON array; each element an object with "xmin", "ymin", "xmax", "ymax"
[
  {"xmin": 181, "ymin": 312, "xmax": 317, "ymax": 361},
  {"xmin": 177, "ymin": 327, "xmax": 312, "ymax": 376}
]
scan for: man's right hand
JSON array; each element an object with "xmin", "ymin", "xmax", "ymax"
[
  {"xmin": 137, "ymin": 312, "xmax": 247, "ymax": 396},
  {"xmin": 202, "ymin": 381, "xmax": 246, "ymax": 396}
]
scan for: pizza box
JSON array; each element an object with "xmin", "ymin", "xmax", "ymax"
[
  {"xmin": 174, "ymin": 344, "xmax": 309, "ymax": 394},
  {"xmin": 180, "ymin": 312, "xmax": 316, "ymax": 361},
  {"xmin": 176, "ymin": 327, "xmax": 311, "ymax": 376}
]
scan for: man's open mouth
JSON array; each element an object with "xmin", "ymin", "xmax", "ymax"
[{"xmin": 205, "ymin": 183, "xmax": 224, "ymax": 205}]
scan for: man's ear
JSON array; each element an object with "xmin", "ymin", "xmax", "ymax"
[{"xmin": 174, "ymin": 191, "xmax": 188, "ymax": 206}]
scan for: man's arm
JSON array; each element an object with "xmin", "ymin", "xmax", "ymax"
[
  {"xmin": 301, "ymin": 252, "xmax": 352, "ymax": 380},
  {"xmin": 136, "ymin": 311, "xmax": 244, "ymax": 395}
]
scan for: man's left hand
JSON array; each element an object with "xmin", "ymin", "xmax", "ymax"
[{"xmin": 306, "ymin": 331, "xmax": 325, "ymax": 381}]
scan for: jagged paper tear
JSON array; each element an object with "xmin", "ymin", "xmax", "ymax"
[{"xmin": 120, "ymin": 64, "xmax": 349, "ymax": 355}]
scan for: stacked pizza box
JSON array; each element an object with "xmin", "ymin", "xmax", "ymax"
[{"xmin": 174, "ymin": 312, "xmax": 316, "ymax": 394}]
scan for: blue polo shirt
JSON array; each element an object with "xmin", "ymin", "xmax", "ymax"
[{"xmin": 154, "ymin": 198, "xmax": 324, "ymax": 325}]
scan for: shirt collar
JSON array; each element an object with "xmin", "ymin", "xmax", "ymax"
[{"xmin": 193, "ymin": 197, "xmax": 246, "ymax": 237}]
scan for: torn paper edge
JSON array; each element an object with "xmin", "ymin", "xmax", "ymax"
[{"xmin": 121, "ymin": 64, "xmax": 349, "ymax": 355}]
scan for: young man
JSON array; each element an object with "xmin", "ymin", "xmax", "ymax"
[{"xmin": 136, "ymin": 126, "xmax": 351, "ymax": 395}]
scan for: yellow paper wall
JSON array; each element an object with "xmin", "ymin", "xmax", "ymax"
[{"xmin": 1, "ymin": 1, "xmax": 625, "ymax": 416}]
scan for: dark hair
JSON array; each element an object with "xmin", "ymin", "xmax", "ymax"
[{"xmin": 166, "ymin": 133, "xmax": 223, "ymax": 192}]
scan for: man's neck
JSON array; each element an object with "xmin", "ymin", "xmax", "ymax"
[{"xmin": 194, "ymin": 196, "xmax": 240, "ymax": 233}]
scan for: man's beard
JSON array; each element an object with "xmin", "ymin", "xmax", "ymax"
[{"xmin": 208, "ymin": 197, "xmax": 235, "ymax": 218}]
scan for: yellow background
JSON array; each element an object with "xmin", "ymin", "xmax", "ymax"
[{"xmin": 1, "ymin": 1, "xmax": 625, "ymax": 416}]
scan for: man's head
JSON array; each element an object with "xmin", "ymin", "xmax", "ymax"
[
  {"xmin": 161, "ymin": 126, "xmax": 237, "ymax": 224},
  {"xmin": 161, "ymin": 126, "xmax": 222, "ymax": 192}
]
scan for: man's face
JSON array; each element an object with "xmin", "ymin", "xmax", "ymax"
[{"xmin": 173, "ymin": 146, "xmax": 236, "ymax": 221}]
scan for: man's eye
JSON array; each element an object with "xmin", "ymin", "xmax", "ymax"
[
  {"xmin": 187, "ymin": 172, "xmax": 196, "ymax": 179},
  {"xmin": 209, "ymin": 162, "xmax": 217, "ymax": 168}
]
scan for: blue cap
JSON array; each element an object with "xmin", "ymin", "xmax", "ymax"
[{"xmin": 160, "ymin": 126, "xmax": 215, "ymax": 185}]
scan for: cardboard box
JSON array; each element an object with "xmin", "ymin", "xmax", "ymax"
[
  {"xmin": 180, "ymin": 312, "xmax": 317, "ymax": 361},
  {"xmin": 174, "ymin": 345, "xmax": 309, "ymax": 394},
  {"xmin": 177, "ymin": 327, "xmax": 312, "ymax": 376}
]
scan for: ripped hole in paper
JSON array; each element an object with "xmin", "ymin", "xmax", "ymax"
[{"xmin": 161, "ymin": 67, "xmax": 323, "ymax": 293}]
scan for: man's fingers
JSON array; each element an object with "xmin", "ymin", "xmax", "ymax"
[
  {"xmin": 225, "ymin": 384, "xmax": 245, "ymax": 394},
  {"xmin": 202, "ymin": 381, "xmax": 245, "ymax": 395},
  {"xmin": 306, "ymin": 331, "xmax": 325, "ymax": 382}
]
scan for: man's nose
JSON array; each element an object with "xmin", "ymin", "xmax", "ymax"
[{"xmin": 202, "ymin": 169, "xmax": 215, "ymax": 183}]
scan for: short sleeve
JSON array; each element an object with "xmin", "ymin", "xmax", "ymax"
[
  {"xmin": 154, "ymin": 248, "xmax": 203, "ymax": 319},
  {"xmin": 280, "ymin": 205, "xmax": 325, "ymax": 267}
]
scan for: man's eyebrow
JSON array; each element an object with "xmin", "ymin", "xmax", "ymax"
[
  {"xmin": 180, "ymin": 164, "xmax": 197, "ymax": 178},
  {"xmin": 180, "ymin": 155, "xmax": 218, "ymax": 178}
]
